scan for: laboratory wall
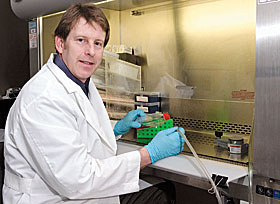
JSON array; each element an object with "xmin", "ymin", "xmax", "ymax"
[
  {"xmin": 0, "ymin": 0, "xmax": 29, "ymax": 96},
  {"xmin": 120, "ymin": 0, "xmax": 256, "ymax": 101}
]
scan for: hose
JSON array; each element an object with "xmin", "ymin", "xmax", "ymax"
[{"xmin": 177, "ymin": 129, "xmax": 223, "ymax": 204}]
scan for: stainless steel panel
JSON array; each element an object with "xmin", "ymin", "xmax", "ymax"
[
  {"xmin": 229, "ymin": 175, "xmax": 249, "ymax": 201},
  {"xmin": 11, "ymin": 0, "xmax": 102, "ymax": 20},
  {"xmin": 254, "ymin": 0, "xmax": 280, "ymax": 180},
  {"xmin": 141, "ymin": 166, "xmax": 212, "ymax": 191},
  {"xmin": 98, "ymin": 0, "xmax": 170, "ymax": 11},
  {"xmin": 10, "ymin": 0, "xmax": 170, "ymax": 20},
  {"xmin": 251, "ymin": 174, "xmax": 280, "ymax": 203}
]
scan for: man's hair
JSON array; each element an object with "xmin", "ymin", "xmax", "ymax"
[{"xmin": 54, "ymin": 3, "xmax": 110, "ymax": 47}]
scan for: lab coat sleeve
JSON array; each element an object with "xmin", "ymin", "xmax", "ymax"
[
  {"xmin": 111, "ymin": 120, "xmax": 122, "ymax": 140},
  {"xmin": 17, "ymin": 95, "xmax": 141, "ymax": 199}
]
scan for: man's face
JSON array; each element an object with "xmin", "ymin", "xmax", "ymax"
[{"xmin": 55, "ymin": 17, "xmax": 106, "ymax": 83}]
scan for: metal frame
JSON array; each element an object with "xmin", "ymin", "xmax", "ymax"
[{"xmin": 252, "ymin": 0, "xmax": 280, "ymax": 203}]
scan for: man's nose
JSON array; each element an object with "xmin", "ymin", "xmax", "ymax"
[{"xmin": 85, "ymin": 43, "xmax": 95, "ymax": 56}]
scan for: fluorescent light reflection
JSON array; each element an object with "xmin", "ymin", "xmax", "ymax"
[
  {"xmin": 257, "ymin": 23, "xmax": 280, "ymax": 39},
  {"xmin": 95, "ymin": 0, "xmax": 115, "ymax": 5}
]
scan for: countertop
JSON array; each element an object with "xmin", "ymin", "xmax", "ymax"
[{"xmin": 117, "ymin": 140, "xmax": 249, "ymax": 201}]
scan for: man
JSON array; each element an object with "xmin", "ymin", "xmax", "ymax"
[{"xmin": 3, "ymin": 3, "xmax": 184, "ymax": 203}]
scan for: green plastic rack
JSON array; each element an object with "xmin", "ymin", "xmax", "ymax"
[{"xmin": 136, "ymin": 119, "xmax": 173, "ymax": 144}]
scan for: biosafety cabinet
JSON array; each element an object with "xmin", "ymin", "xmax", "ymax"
[{"xmin": 10, "ymin": 0, "xmax": 280, "ymax": 203}]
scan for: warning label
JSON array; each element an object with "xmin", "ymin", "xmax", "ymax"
[{"xmin": 232, "ymin": 90, "xmax": 254, "ymax": 100}]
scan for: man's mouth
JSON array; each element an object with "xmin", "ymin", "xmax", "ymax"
[{"xmin": 80, "ymin": 60, "xmax": 94, "ymax": 65}]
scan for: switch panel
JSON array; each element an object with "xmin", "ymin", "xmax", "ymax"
[
  {"xmin": 253, "ymin": 175, "xmax": 280, "ymax": 203},
  {"xmin": 256, "ymin": 185, "xmax": 265, "ymax": 195},
  {"xmin": 265, "ymin": 188, "xmax": 274, "ymax": 197}
]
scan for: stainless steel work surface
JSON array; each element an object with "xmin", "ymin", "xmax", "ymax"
[{"xmin": 117, "ymin": 141, "xmax": 248, "ymax": 184}]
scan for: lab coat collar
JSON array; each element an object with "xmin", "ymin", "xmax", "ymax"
[
  {"xmin": 46, "ymin": 54, "xmax": 81, "ymax": 94},
  {"xmin": 54, "ymin": 54, "xmax": 90, "ymax": 97},
  {"xmin": 46, "ymin": 54, "xmax": 116, "ymax": 154}
]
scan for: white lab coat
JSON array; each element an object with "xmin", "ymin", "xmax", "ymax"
[{"xmin": 3, "ymin": 54, "xmax": 141, "ymax": 203}]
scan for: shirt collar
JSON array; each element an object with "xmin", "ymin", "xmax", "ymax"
[{"xmin": 54, "ymin": 54, "xmax": 90, "ymax": 97}]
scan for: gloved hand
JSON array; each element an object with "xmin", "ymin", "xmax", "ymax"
[
  {"xmin": 145, "ymin": 127, "xmax": 185, "ymax": 163},
  {"xmin": 114, "ymin": 109, "xmax": 146, "ymax": 136}
]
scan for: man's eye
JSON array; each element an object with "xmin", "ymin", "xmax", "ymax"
[
  {"xmin": 95, "ymin": 42, "xmax": 103, "ymax": 47},
  {"xmin": 77, "ymin": 38, "xmax": 84, "ymax": 43}
]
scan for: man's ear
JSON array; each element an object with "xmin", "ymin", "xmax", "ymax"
[{"xmin": 55, "ymin": 36, "xmax": 64, "ymax": 54}]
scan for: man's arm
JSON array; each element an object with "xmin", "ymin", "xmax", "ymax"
[
  {"xmin": 138, "ymin": 147, "xmax": 152, "ymax": 168},
  {"xmin": 139, "ymin": 127, "xmax": 185, "ymax": 167}
]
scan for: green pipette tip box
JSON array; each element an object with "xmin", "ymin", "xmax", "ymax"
[{"xmin": 136, "ymin": 119, "xmax": 173, "ymax": 144}]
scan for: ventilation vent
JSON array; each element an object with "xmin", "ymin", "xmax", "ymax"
[{"xmin": 173, "ymin": 117, "xmax": 251, "ymax": 135}]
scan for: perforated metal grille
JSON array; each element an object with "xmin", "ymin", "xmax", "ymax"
[
  {"xmin": 173, "ymin": 117, "xmax": 252, "ymax": 135},
  {"xmin": 186, "ymin": 133, "xmax": 215, "ymax": 146}
]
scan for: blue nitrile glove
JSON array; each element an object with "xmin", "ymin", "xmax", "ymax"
[
  {"xmin": 114, "ymin": 109, "xmax": 146, "ymax": 136},
  {"xmin": 145, "ymin": 127, "xmax": 185, "ymax": 163}
]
